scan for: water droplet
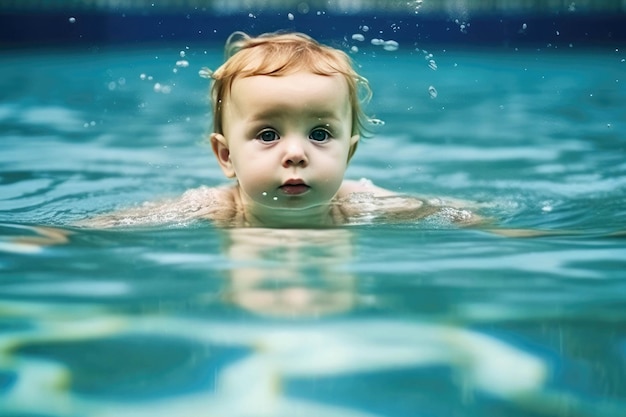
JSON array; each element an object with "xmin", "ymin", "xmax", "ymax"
[
  {"xmin": 383, "ymin": 40, "xmax": 399, "ymax": 51},
  {"xmin": 352, "ymin": 33, "xmax": 365, "ymax": 42},
  {"xmin": 273, "ymin": 196, "xmax": 278, "ymax": 201},
  {"xmin": 262, "ymin": 192, "xmax": 267, "ymax": 196},
  {"xmin": 198, "ymin": 67, "xmax": 212, "ymax": 79},
  {"xmin": 428, "ymin": 86, "xmax": 438, "ymax": 99},
  {"xmin": 287, "ymin": 12, "xmax": 294, "ymax": 20},
  {"xmin": 68, "ymin": 17, "xmax": 76, "ymax": 24}
]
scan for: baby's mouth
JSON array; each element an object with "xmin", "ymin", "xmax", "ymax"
[{"xmin": 279, "ymin": 179, "xmax": 310, "ymax": 195}]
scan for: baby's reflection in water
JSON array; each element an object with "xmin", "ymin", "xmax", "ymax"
[{"xmin": 220, "ymin": 228, "xmax": 359, "ymax": 317}]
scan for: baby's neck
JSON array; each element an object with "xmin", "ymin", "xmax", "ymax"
[{"xmin": 233, "ymin": 187, "xmax": 340, "ymax": 228}]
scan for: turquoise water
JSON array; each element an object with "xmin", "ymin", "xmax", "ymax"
[{"xmin": 1, "ymin": 43, "xmax": 626, "ymax": 416}]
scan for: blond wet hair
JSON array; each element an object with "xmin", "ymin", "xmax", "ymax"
[{"xmin": 209, "ymin": 31, "xmax": 372, "ymax": 159}]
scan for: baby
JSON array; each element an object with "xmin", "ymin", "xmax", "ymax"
[{"xmin": 87, "ymin": 31, "xmax": 477, "ymax": 228}]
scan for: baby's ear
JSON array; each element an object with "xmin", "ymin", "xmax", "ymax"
[
  {"xmin": 210, "ymin": 133, "xmax": 236, "ymax": 178},
  {"xmin": 347, "ymin": 134, "xmax": 360, "ymax": 162}
]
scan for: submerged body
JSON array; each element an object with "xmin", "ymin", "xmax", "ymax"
[{"xmin": 82, "ymin": 182, "xmax": 475, "ymax": 228}]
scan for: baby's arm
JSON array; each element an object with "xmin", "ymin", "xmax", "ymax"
[
  {"xmin": 338, "ymin": 178, "xmax": 483, "ymax": 225},
  {"xmin": 76, "ymin": 186, "xmax": 233, "ymax": 229}
]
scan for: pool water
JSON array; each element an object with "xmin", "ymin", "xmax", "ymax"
[{"xmin": 1, "ymin": 40, "xmax": 626, "ymax": 416}]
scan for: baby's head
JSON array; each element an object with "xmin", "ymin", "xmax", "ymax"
[
  {"xmin": 207, "ymin": 32, "xmax": 373, "ymax": 226},
  {"xmin": 209, "ymin": 31, "xmax": 371, "ymax": 159}
]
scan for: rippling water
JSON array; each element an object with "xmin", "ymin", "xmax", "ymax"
[{"xmin": 1, "ymin": 43, "xmax": 625, "ymax": 416}]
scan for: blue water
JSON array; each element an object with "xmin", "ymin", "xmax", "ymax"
[{"xmin": 1, "ymin": 37, "xmax": 626, "ymax": 416}]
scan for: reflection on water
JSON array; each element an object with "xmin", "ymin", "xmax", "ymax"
[{"xmin": 222, "ymin": 228, "xmax": 357, "ymax": 317}]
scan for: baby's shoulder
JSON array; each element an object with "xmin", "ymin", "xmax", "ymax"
[
  {"xmin": 78, "ymin": 185, "xmax": 237, "ymax": 229},
  {"xmin": 337, "ymin": 178, "xmax": 398, "ymax": 198},
  {"xmin": 336, "ymin": 179, "xmax": 479, "ymax": 225}
]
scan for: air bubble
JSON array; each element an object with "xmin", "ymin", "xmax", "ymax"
[
  {"xmin": 68, "ymin": 17, "xmax": 76, "ymax": 24},
  {"xmin": 176, "ymin": 60, "xmax": 189, "ymax": 68},
  {"xmin": 179, "ymin": 50, "xmax": 186, "ymax": 58},
  {"xmin": 428, "ymin": 86, "xmax": 438, "ymax": 99},
  {"xmin": 140, "ymin": 73, "xmax": 147, "ymax": 80},
  {"xmin": 369, "ymin": 118, "xmax": 385, "ymax": 126},
  {"xmin": 287, "ymin": 13, "xmax": 294, "ymax": 20},
  {"xmin": 198, "ymin": 67, "xmax": 212, "ymax": 79},
  {"xmin": 154, "ymin": 83, "xmax": 171, "ymax": 94},
  {"xmin": 371, "ymin": 38, "xmax": 384, "ymax": 46},
  {"xmin": 428, "ymin": 59, "xmax": 437, "ymax": 71},
  {"xmin": 273, "ymin": 197, "xmax": 278, "ymax": 201},
  {"xmin": 351, "ymin": 46, "xmax": 359, "ymax": 53},
  {"xmin": 383, "ymin": 40, "xmax": 399, "ymax": 51},
  {"xmin": 352, "ymin": 33, "xmax": 365, "ymax": 42}
]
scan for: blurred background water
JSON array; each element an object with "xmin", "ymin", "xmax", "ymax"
[{"xmin": 1, "ymin": 1, "xmax": 626, "ymax": 417}]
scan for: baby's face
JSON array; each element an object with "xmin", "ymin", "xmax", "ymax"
[{"xmin": 216, "ymin": 71, "xmax": 358, "ymax": 224}]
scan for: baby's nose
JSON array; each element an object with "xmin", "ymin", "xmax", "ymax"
[{"xmin": 282, "ymin": 139, "xmax": 309, "ymax": 168}]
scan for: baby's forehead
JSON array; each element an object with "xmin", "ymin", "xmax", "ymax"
[
  {"xmin": 229, "ymin": 71, "xmax": 350, "ymax": 100},
  {"xmin": 225, "ymin": 72, "xmax": 352, "ymax": 119}
]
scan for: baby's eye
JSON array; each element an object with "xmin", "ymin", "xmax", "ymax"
[
  {"xmin": 309, "ymin": 128, "xmax": 331, "ymax": 142},
  {"xmin": 257, "ymin": 130, "xmax": 279, "ymax": 142}
]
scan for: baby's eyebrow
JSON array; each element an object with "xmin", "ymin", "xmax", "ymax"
[{"xmin": 248, "ymin": 108, "xmax": 343, "ymax": 122}]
